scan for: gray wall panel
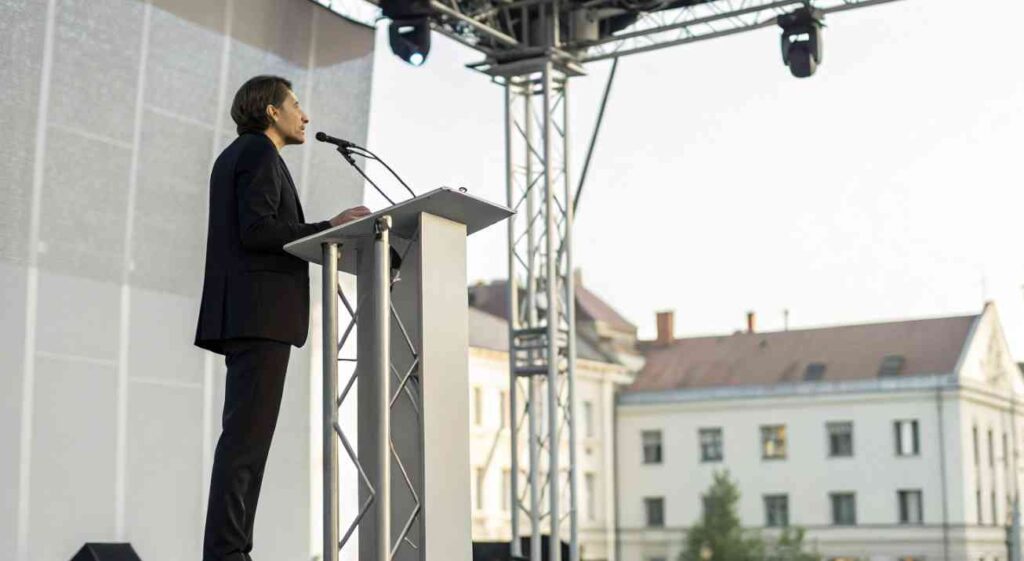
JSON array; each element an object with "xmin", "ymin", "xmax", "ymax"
[
  {"xmin": 0, "ymin": 263, "xmax": 27, "ymax": 556},
  {"xmin": 131, "ymin": 110, "xmax": 211, "ymax": 297},
  {"xmin": 0, "ymin": 0, "xmax": 45, "ymax": 265},
  {"xmin": 48, "ymin": 0, "xmax": 144, "ymax": 143},
  {"xmin": 35, "ymin": 271, "xmax": 121, "ymax": 361},
  {"xmin": 0, "ymin": 0, "xmax": 375, "ymax": 558},
  {"xmin": 28, "ymin": 356, "xmax": 117, "ymax": 561},
  {"xmin": 304, "ymin": 10, "xmax": 376, "ymax": 219},
  {"xmin": 230, "ymin": 0, "xmax": 314, "ymax": 69},
  {"xmin": 38, "ymin": 132, "xmax": 131, "ymax": 283},
  {"xmin": 145, "ymin": 0, "xmax": 225, "ymax": 123},
  {"xmin": 125, "ymin": 381, "xmax": 204, "ymax": 561},
  {"xmin": 127, "ymin": 288, "xmax": 205, "ymax": 385}
]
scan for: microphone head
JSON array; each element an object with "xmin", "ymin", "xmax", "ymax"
[{"xmin": 315, "ymin": 131, "xmax": 329, "ymax": 142}]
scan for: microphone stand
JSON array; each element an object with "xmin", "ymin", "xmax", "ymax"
[
  {"xmin": 335, "ymin": 146, "xmax": 396, "ymax": 206},
  {"xmin": 333, "ymin": 143, "xmax": 417, "ymax": 205},
  {"xmin": 330, "ymin": 141, "xmax": 416, "ymax": 275}
]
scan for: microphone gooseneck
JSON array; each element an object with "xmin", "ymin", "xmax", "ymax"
[{"xmin": 317, "ymin": 130, "xmax": 418, "ymax": 202}]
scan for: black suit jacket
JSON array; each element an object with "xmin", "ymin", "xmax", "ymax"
[{"xmin": 194, "ymin": 132, "xmax": 331, "ymax": 354}]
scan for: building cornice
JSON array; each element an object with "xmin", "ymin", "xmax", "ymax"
[{"xmin": 618, "ymin": 373, "xmax": 957, "ymax": 406}]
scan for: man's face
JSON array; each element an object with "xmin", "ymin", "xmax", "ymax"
[{"xmin": 268, "ymin": 90, "xmax": 309, "ymax": 145}]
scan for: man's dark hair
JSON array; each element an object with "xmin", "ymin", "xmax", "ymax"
[{"xmin": 231, "ymin": 75, "xmax": 293, "ymax": 135}]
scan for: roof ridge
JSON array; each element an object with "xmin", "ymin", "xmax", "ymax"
[{"xmin": 640, "ymin": 311, "xmax": 980, "ymax": 344}]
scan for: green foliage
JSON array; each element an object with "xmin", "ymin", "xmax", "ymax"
[
  {"xmin": 767, "ymin": 527, "xmax": 820, "ymax": 561},
  {"xmin": 678, "ymin": 471, "xmax": 820, "ymax": 561}
]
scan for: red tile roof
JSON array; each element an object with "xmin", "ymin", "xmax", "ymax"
[
  {"xmin": 576, "ymin": 284, "xmax": 636, "ymax": 333},
  {"xmin": 469, "ymin": 279, "xmax": 636, "ymax": 333},
  {"xmin": 628, "ymin": 314, "xmax": 977, "ymax": 392}
]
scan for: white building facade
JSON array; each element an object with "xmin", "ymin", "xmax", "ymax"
[
  {"xmin": 466, "ymin": 280, "xmax": 637, "ymax": 561},
  {"xmin": 617, "ymin": 304, "xmax": 1024, "ymax": 561}
]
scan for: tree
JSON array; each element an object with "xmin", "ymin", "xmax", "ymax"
[
  {"xmin": 679, "ymin": 471, "xmax": 819, "ymax": 561},
  {"xmin": 767, "ymin": 527, "xmax": 819, "ymax": 561}
]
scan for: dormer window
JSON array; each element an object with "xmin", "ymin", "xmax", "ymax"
[
  {"xmin": 804, "ymin": 362, "xmax": 826, "ymax": 381},
  {"xmin": 878, "ymin": 355, "xmax": 905, "ymax": 377}
]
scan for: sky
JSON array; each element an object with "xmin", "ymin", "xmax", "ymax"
[{"xmin": 362, "ymin": 0, "xmax": 1024, "ymax": 355}]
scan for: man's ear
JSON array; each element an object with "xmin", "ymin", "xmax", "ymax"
[{"xmin": 265, "ymin": 104, "xmax": 278, "ymax": 124}]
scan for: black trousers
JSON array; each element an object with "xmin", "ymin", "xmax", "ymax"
[{"xmin": 203, "ymin": 338, "xmax": 291, "ymax": 561}]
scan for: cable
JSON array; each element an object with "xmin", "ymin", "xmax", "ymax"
[
  {"xmin": 348, "ymin": 145, "xmax": 418, "ymax": 201},
  {"xmin": 336, "ymin": 147, "xmax": 396, "ymax": 206}
]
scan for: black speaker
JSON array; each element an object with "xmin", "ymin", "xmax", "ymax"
[
  {"xmin": 472, "ymin": 536, "xmax": 569, "ymax": 561},
  {"xmin": 70, "ymin": 543, "xmax": 142, "ymax": 561}
]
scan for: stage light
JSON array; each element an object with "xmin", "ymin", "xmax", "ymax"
[
  {"xmin": 389, "ymin": 18, "xmax": 431, "ymax": 65},
  {"xmin": 383, "ymin": 0, "xmax": 433, "ymax": 66},
  {"xmin": 778, "ymin": 7, "xmax": 824, "ymax": 78}
]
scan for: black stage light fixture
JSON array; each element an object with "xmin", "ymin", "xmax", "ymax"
[
  {"xmin": 778, "ymin": 7, "xmax": 824, "ymax": 78},
  {"xmin": 382, "ymin": 0, "xmax": 433, "ymax": 65},
  {"xmin": 389, "ymin": 18, "xmax": 431, "ymax": 66}
]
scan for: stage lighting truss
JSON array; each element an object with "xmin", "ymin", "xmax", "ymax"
[
  {"xmin": 320, "ymin": 0, "xmax": 901, "ymax": 69},
  {"xmin": 502, "ymin": 68, "xmax": 581, "ymax": 561}
]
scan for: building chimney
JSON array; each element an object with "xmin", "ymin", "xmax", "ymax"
[
  {"xmin": 573, "ymin": 268, "xmax": 583, "ymax": 288},
  {"xmin": 746, "ymin": 311, "xmax": 756, "ymax": 334},
  {"xmin": 656, "ymin": 311, "xmax": 675, "ymax": 345}
]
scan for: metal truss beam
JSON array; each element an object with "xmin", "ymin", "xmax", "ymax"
[
  {"xmin": 427, "ymin": 0, "xmax": 903, "ymax": 66},
  {"xmin": 505, "ymin": 63, "xmax": 580, "ymax": 561},
  {"xmin": 575, "ymin": 0, "xmax": 904, "ymax": 62}
]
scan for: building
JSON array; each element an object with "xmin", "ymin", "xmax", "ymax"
[
  {"xmin": 617, "ymin": 303, "xmax": 1024, "ymax": 561},
  {"xmin": 467, "ymin": 277, "xmax": 638, "ymax": 561}
]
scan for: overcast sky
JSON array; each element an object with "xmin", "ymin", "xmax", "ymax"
[{"xmin": 360, "ymin": 0, "xmax": 1024, "ymax": 355}]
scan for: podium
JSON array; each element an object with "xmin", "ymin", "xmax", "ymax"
[{"xmin": 286, "ymin": 188, "xmax": 512, "ymax": 561}]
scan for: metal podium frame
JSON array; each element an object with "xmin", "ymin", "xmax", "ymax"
[{"xmin": 286, "ymin": 187, "xmax": 513, "ymax": 561}]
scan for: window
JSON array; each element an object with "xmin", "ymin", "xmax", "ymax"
[
  {"xmin": 827, "ymin": 421, "xmax": 854, "ymax": 457},
  {"xmin": 804, "ymin": 362, "xmax": 826, "ymax": 381},
  {"xmin": 973, "ymin": 425, "xmax": 980, "ymax": 465},
  {"xmin": 1004, "ymin": 432, "xmax": 1009, "ymax": 468},
  {"xmin": 989, "ymin": 429, "xmax": 995, "ymax": 467},
  {"xmin": 977, "ymin": 489, "xmax": 983, "ymax": 524},
  {"xmin": 830, "ymin": 493, "xmax": 856, "ymax": 525},
  {"xmin": 644, "ymin": 497, "xmax": 665, "ymax": 527},
  {"xmin": 475, "ymin": 467, "xmax": 486, "ymax": 510},
  {"xmin": 898, "ymin": 490, "xmax": 923, "ymax": 524},
  {"xmin": 764, "ymin": 494, "xmax": 789, "ymax": 527},
  {"xmin": 699, "ymin": 428, "xmax": 723, "ymax": 462},
  {"xmin": 583, "ymin": 400, "xmax": 594, "ymax": 438},
  {"xmin": 642, "ymin": 430, "xmax": 663, "ymax": 464},
  {"xmin": 894, "ymin": 420, "xmax": 920, "ymax": 456},
  {"xmin": 473, "ymin": 387, "xmax": 483, "ymax": 426},
  {"xmin": 585, "ymin": 473, "xmax": 596, "ymax": 520},
  {"xmin": 501, "ymin": 468, "xmax": 511, "ymax": 511},
  {"xmin": 992, "ymin": 491, "xmax": 998, "ymax": 525},
  {"xmin": 878, "ymin": 354, "xmax": 906, "ymax": 377},
  {"xmin": 761, "ymin": 425, "xmax": 787, "ymax": 460},
  {"xmin": 499, "ymin": 391, "xmax": 508, "ymax": 429}
]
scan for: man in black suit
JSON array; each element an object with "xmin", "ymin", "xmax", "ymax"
[{"xmin": 195, "ymin": 75, "xmax": 370, "ymax": 561}]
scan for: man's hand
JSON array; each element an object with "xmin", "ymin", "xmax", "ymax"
[{"xmin": 329, "ymin": 205, "xmax": 372, "ymax": 227}]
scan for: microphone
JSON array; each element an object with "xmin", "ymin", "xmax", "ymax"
[{"xmin": 315, "ymin": 131, "xmax": 358, "ymax": 149}]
